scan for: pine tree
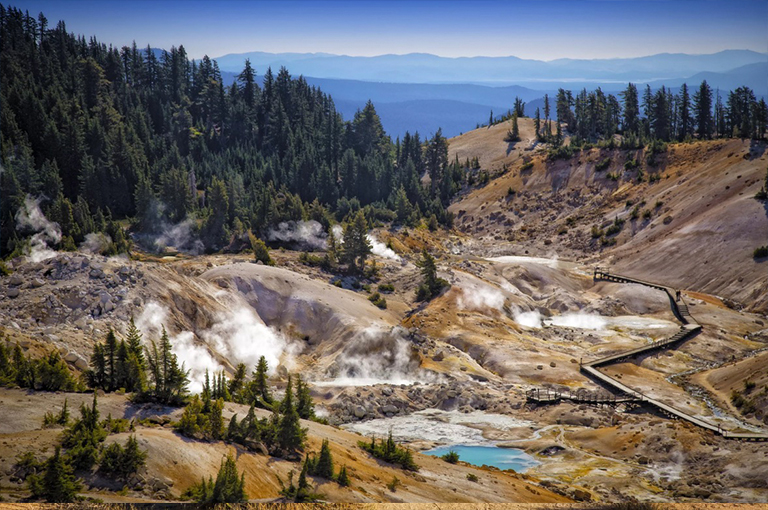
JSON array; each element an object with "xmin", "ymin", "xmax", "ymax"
[
  {"xmin": 340, "ymin": 210, "xmax": 371, "ymax": 274},
  {"xmin": 278, "ymin": 375, "xmax": 305, "ymax": 452},
  {"xmin": 337, "ymin": 465, "xmax": 351, "ymax": 487},
  {"xmin": 295, "ymin": 375, "xmax": 315, "ymax": 420},
  {"xmin": 620, "ymin": 83, "xmax": 639, "ymax": 135},
  {"xmin": 229, "ymin": 362, "xmax": 247, "ymax": 402},
  {"xmin": 693, "ymin": 80, "xmax": 713, "ymax": 139},
  {"xmin": 251, "ymin": 355, "xmax": 272, "ymax": 406},
  {"xmin": 315, "ymin": 439, "xmax": 334, "ymax": 478},
  {"xmin": 88, "ymin": 343, "xmax": 106, "ymax": 389},
  {"xmin": 534, "ymin": 108, "xmax": 542, "ymax": 141},
  {"xmin": 41, "ymin": 447, "xmax": 81, "ymax": 502},
  {"xmin": 415, "ymin": 249, "xmax": 448, "ymax": 301},
  {"xmin": 678, "ymin": 83, "xmax": 692, "ymax": 140},
  {"xmin": 104, "ymin": 329, "xmax": 118, "ymax": 391},
  {"xmin": 210, "ymin": 398, "xmax": 225, "ymax": 440},
  {"xmin": 145, "ymin": 327, "xmax": 189, "ymax": 405}
]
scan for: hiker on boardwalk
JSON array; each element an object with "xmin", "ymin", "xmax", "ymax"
[{"xmin": 676, "ymin": 289, "xmax": 681, "ymax": 301}]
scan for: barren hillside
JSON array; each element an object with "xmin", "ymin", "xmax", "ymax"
[{"xmin": 448, "ymin": 125, "xmax": 768, "ymax": 312}]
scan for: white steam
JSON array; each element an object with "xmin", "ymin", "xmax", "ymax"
[
  {"xmin": 201, "ymin": 306, "xmax": 293, "ymax": 377},
  {"xmin": 514, "ymin": 310, "xmax": 543, "ymax": 328},
  {"xmin": 170, "ymin": 331, "xmax": 223, "ymax": 394},
  {"xmin": 366, "ymin": 234, "xmax": 401, "ymax": 261},
  {"xmin": 456, "ymin": 281, "xmax": 506, "ymax": 312},
  {"xmin": 330, "ymin": 224, "xmax": 400, "ymax": 261},
  {"xmin": 154, "ymin": 218, "xmax": 204, "ymax": 255},
  {"xmin": 331, "ymin": 224, "xmax": 343, "ymax": 241},
  {"xmin": 79, "ymin": 232, "xmax": 112, "ymax": 254},
  {"xmin": 136, "ymin": 301, "xmax": 292, "ymax": 393},
  {"xmin": 15, "ymin": 195, "xmax": 61, "ymax": 262},
  {"xmin": 319, "ymin": 326, "xmax": 427, "ymax": 386},
  {"xmin": 545, "ymin": 312, "xmax": 607, "ymax": 330},
  {"xmin": 268, "ymin": 220, "xmax": 327, "ymax": 250}
]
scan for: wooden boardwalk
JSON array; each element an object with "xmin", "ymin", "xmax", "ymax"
[{"xmin": 526, "ymin": 269, "xmax": 768, "ymax": 441}]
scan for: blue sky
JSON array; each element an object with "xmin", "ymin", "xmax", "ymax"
[{"xmin": 12, "ymin": 0, "xmax": 768, "ymax": 60}]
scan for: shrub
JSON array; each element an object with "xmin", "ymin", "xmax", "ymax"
[
  {"xmin": 415, "ymin": 250, "xmax": 449, "ymax": 302},
  {"xmin": 595, "ymin": 157, "xmax": 611, "ymax": 171},
  {"xmin": 607, "ymin": 172, "xmax": 620, "ymax": 181},
  {"xmin": 521, "ymin": 161, "xmax": 534, "ymax": 171},
  {"xmin": 745, "ymin": 380, "xmax": 757, "ymax": 392},
  {"xmin": 99, "ymin": 436, "xmax": 147, "ymax": 480},
  {"xmin": 337, "ymin": 466, "xmax": 351, "ymax": 487},
  {"xmin": 387, "ymin": 476, "xmax": 401, "ymax": 492},
  {"xmin": 466, "ymin": 473, "xmax": 479, "ymax": 482},
  {"xmin": 185, "ymin": 454, "xmax": 246, "ymax": 504},
  {"xmin": 507, "ymin": 186, "xmax": 516, "ymax": 196},
  {"xmin": 359, "ymin": 432, "xmax": 419, "ymax": 471},
  {"xmin": 591, "ymin": 225, "xmax": 604, "ymax": 239},
  {"xmin": 368, "ymin": 292, "xmax": 387, "ymax": 309},
  {"xmin": 642, "ymin": 209, "xmax": 652, "ymax": 220},
  {"xmin": 441, "ymin": 450, "xmax": 460, "ymax": 464},
  {"xmin": 547, "ymin": 145, "xmax": 575, "ymax": 161},
  {"xmin": 624, "ymin": 158, "xmax": 639, "ymax": 170},
  {"xmin": 754, "ymin": 246, "xmax": 768, "ymax": 259},
  {"xmin": 249, "ymin": 232, "xmax": 274, "ymax": 266},
  {"xmin": 378, "ymin": 283, "xmax": 394, "ymax": 293},
  {"xmin": 605, "ymin": 217, "xmax": 625, "ymax": 236},
  {"xmin": 299, "ymin": 251, "xmax": 325, "ymax": 268}
]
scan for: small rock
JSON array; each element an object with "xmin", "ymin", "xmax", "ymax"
[
  {"xmin": 9, "ymin": 275, "xmax": 23, "ymax": 286},
  {"xmin": 6, "ymin": 288, "xmax": 20, "ymax": 299},
  {"xmin": 30, "ymin": 278, "xmax": 45, "ymax": 288}
]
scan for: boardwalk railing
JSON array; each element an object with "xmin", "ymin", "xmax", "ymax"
[{"xmin": 526, "ymin": 269, "xmax": 768, "ymax": 441}]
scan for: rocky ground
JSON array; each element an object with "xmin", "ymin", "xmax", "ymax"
[{"xmin": 1, "ymin": 127, "xmax": 767, "ymax": 504}]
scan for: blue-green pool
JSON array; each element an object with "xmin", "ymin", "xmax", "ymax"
[{"xmin": 424, "ymin": 445, "xmax": 539, "ymax": 472}]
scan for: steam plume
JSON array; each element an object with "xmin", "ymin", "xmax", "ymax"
[{"xmin": 15, "ymin": 195, "xmax": 61, "ymax": 262}]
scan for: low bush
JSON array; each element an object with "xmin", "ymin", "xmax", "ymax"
[
  {"xmin": 368, "ymin": 292, "xmax": 387, "ymax": 309},
  {"xmin": 595, "ymin": 157, "xmax": 611, "ymax": 171},
  {"xmin": 441, "ymin": 450, "xmax": 460, "ymax": 464}
]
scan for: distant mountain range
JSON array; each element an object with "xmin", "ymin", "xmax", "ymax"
[
  {"xmin": 214, "ymin": 49, "xmax": 767, "ymax": 85},
  {"xmin": 212, "ymin": 50, "xmax": 767, "ymax": 137}
]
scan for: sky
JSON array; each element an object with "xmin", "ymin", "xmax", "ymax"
[{"xmin": 11, "ymin": 0, "xmax": 768, "ymax": 61}]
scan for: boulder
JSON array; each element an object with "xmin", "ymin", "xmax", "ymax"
[
  {"xmin": 9, "ymin": 275, "xmax": 23, "ymax": 286},
  {"xmin": 244, "ymin": 439, "xmax": 269, "ymax": 456},
  {"xmin": 382, "ymin": 404, "xmax": 399, "ymax": 414},
  {"xmin": 6, "ymin": 287, "xmax": 20, "ymax": 298},
  {"xmin": 571, "ymin": 488, "xmax": 592, "ymax": 502},
  {"xmin": 353, "ymin": 406, "xmax": 367, "ymax": 418},
  {"xmin": 30, "ymin": 278, "xmax": 45, "ymax": 288},
  {"xmin": 75, "ymin": 357, "xmax": 89, "ymax": 371},
  {"xmin": 64, "ymin": 351, "xmax": 79, "ymax": 363}
]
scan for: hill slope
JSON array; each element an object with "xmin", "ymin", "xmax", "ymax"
[{"xmin": 447, "ymin": 121, "xmax": 768, "ymax": 312}]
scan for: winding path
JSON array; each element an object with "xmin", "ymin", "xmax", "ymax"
[{"xmin": 527, "ymin": 269, "xmax": 768, "ymax": 441}]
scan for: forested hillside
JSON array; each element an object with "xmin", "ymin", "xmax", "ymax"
[{"xmin": 0, "ymin": 5, "xmax": 462, "ymax": 258}]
